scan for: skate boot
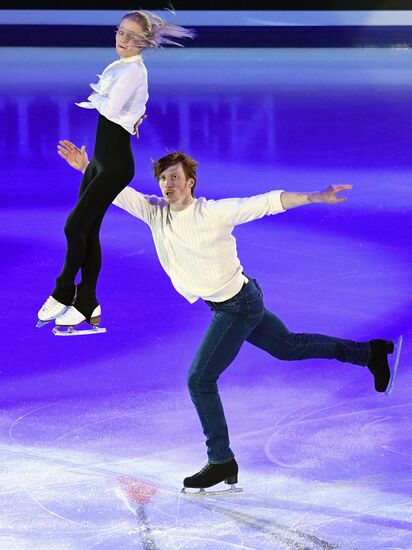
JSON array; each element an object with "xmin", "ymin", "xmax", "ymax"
[
  {"xmin": 37, "ymin": 296, "xmax": 69, "ymax": 327},
  {"xmin": 53, "ymin": 305, "xmax": 106, "ymax": 336},
  {"xmin": 367, "ymin": 337, "xmax": 403, "ymax": 394},
  {"xmin": 367, "ymin": 336, "xmax": 402, "ymax": 393},
  {"xmin": 181, "ymin": 459, "xmax": 242, "ymax": 496}
]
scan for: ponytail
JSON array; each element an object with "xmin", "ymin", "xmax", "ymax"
[{"xmin": 121, "ymin": 10, "xmax": 195, "ymax": 49}]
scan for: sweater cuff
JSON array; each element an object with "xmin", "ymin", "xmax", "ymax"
[{"xmin": 268, "ymin": 190, "xmax": 286, "ymax": 213}]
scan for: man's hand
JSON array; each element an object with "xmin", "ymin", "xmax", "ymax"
[
  {"xmin": 57, "ymin": 140, "xmax": 89, "ymax": 173},
  {"xmin": 280, "ymin": 185, "xmax": 353, "ymax": 210},
  {"xmin": 134, "ymin": 114, "xmax": 147, "ymax": 138},
  {"xmin": 312, "ymin": 184, "xmax": 353, "ymax": 204}
]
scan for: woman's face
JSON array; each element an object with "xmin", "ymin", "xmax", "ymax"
[{"xmin": 116, "ymin": 18, "xmax": 145, "ymax": 58}]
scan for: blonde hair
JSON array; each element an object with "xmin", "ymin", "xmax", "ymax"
[{"xmin": 121, "ymin": 10, "xmax": 195, "ymax": 49}]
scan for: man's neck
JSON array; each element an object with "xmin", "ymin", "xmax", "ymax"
[{"xmin": 170, "ymin": 197, "xmax": 195, "ymax": 212}]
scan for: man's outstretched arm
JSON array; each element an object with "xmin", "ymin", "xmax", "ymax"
[
  {"xmin": 57, "ymin": 138, "xmax": 158, "ymax": 224},
  {"xmin": 56, "ymin": 116, "xmax": 147, "ymax": 173},
  {"xmin": 280, "ymin": 185, "xmax": 353, "ymax": 210},
  {"xmin": 212, "ymin": 184, "xmax": 353, "ymax": 227},
  {"xmin": 57, "ymin": 140, "xmax": 89, "ymax": 173}
]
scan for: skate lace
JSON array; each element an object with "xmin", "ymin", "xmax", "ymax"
[
  {"xmin": 198, "ymin": 463, "xmax": 214, "ymax": 476},
  {"xmin": 42, "ymin": 296, "xmax": 59, "ymax": 312}
]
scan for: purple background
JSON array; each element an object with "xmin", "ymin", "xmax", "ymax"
[{"xmin": 0, "ymin": 46, "xmax": 411, "ymax": 549}]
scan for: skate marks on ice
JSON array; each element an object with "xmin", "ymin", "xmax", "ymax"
[
  {"xmin": 0, "ymin": 439, "xmax": 265, "ymax": 550},
  {"xmin": 263, "ymin": 396, "xmax": 412, "ymax": 475},
  {"xmin": 7, "ymin": 402, "xmax": 59, "ymax": 446},
  {"xmin": 4, "ymin": 396, "xmax": 412, "ymax": 548},
  {"xmin": 257, "ymin": 396, "xmax": 412, "ymax": 545},
  {"xmin": 117, "ymin": 474, "xmax": 338, "ymax": 550},
  {"xmin": 1, "ymin": 444, "xmax": 336, "ymax": 550},
  {"xmin": 0, "ymin": 446, "xmax": 170, "ymax": 549},
  {"xmin": 2, "ymin": 442, "xmax": 410, "ymax": 550},
  {"xmin": 116, "ymin": 476, "xmax": 159, "ymax": 550},
  {"xmin": 1, "ymin": 440, "xmax": 410, "ymax": 549},
  {"xmin": 189, "ymin": 500, "xmax": 338, "ymax": 550}
]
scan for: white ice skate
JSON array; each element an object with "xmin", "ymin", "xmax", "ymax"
[
  {"xmin": 385, "ymin": 334, "xmax": 403, "ymax": 395},
  {"xmin": 36, "ymin": 296, "xmax": 69, "ymax": 328},
  {"xmin": 52, "ymin": 305, "xmax": 106, "ymax": 336}
]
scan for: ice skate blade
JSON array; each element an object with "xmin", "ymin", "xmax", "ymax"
[
  {"xmin": 36, "ymin": 319, "xmax": 51, "ymax": 328},
  {"xmin": 181, "ymin": 485, "xmax": 243, "ymax": 497},
  {"xmin": 52, "ymin": 325, "xmax": 107, "ymax": 336},
  {"xmin": 385, "ymin": 334, "xmax": 403, "ymax": 395}
]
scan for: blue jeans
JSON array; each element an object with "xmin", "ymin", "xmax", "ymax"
[{"xmin": 187, "ymin": 277, "xmax": 371, "ymax": 464}]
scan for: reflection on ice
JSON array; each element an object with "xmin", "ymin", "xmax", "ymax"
[{"xmin": 1, "ymin": 387, "xmax": 411, "ymax": 549}]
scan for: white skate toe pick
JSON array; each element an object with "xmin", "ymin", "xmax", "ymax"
[
  {"xmin": 53, "ymin": 305, "xmax": 106, "ymax": 336},
  {"xmin": 37, "ymin": 296, "xmax": 68, "ymax": 327}
]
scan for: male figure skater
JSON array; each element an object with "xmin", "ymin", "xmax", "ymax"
[{"xmin": 57, "ymin": 140, "xmax": 396, "ymax": 493}]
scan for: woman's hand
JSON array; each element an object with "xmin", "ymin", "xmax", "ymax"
[
  {"xmin": 134, "ymin": 114, "xmax": 148, "ymax": 138},
  {"xmin": 57, "ymin": 140, "xmax": 89, "ymax": 173}
]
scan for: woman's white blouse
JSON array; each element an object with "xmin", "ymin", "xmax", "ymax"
[{"xmin": 76, "ymin": 54, "xmax": 149, "ymax": 135}]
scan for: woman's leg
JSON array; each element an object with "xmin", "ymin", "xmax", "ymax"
[
  {"xmin": 75, "ymin": 213, "xmax": 104, "ymax": 314},
  {"xmin": 52, "ymin": 160, "xmax": 98, "ymax": 306},
  {"xmin": 52, "ymin": 163, "xmax": 132, "ymax": 317},
  {"xmin": 49, "ymin": 115, "xmax": 134, "ymax": 317}
]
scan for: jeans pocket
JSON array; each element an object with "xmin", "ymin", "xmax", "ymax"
[
  {"xmin": 246, "ymin": 294, "xmax": 263, "ymax": 314},
  {"xmin": 252, "ymin": 278, "xmax": 263, "ymax": 296}
]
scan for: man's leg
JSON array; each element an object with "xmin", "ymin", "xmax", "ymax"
[
  {"xmin": 188, "ymin": 312, "xmax": 251, "ymax": 464},
  {"xmin": 188, "ymin": 288, "xmax": 264, "ymax": 464},
  {"xmin": 246, "ymin": 307, "xmax": 370, "ymax": 366}
]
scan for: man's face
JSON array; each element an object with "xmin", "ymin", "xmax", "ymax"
[
  {"xmin": 158, "ymin": 163, "xmax": 194, "ymax": 206},
  {"xmin": 115, "ymin": 18, "xmax": 145, "ymax": 58}
]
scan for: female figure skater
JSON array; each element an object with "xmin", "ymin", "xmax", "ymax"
[{"xmin": 37, "ymin": 10, "xmax": 193, "ymax": 332}]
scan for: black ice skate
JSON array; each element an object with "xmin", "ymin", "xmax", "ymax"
[
  {"xmin": 368, "ymin": 335, "xmax": 403, "ymax": 394},
  {"xmin": 181, "ymin": 459, "xmax": 243, "ymax": 496}
]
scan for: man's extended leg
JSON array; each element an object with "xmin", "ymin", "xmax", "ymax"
[
  {"xmin": 246, "ymin": 307, "xmax": 370, "ymax": 365},
  {"xmin": 246, "ymin": 303, "xmax": 395, "ymax": 392}
]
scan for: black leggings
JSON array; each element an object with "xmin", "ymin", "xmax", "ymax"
[{"xmin": 52, "ymin": 115, "xmax": 134, "ymax": 318}]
